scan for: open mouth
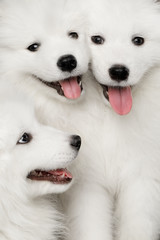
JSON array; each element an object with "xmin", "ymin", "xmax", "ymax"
[
  {"xmin": 100, "ymin": 84, "xmax": 133, "ymax": 116},
  {"xmin": 35, "ymin": 75, "xmax": 82, "ymax": 100},
  {"xmin": 27, "ymin": 168, "xmax": 72, "ymax": 184}
]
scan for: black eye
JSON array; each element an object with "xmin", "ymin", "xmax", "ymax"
[
  {"xmin": 68, "ymin": 32, "xmax": 79, "ymax": 39},
  {"xmin": 27, "ymin": 43, "xmax": 40, "ymax": 52},
  {"xmin": 132, "ymin": 36, "xmax": 145, "ymax": 46},
  {"xmin": 17, "ymin": 133, "xmax": 32, "ymax": 144},
  {"xmin": 91, "ymin": 35, "xmax": 105, "ymax": 45}
]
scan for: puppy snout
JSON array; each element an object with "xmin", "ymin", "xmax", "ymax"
[
  {"xmin": 70, "ymin": 135, "xmax": 81, "ymax": 151},
  {"xmin": 57, "ymin": 54, "xmax": 77, "ymax": 72},
  {"xmin": 109, "ymin": 65, "xmax": 129, "ymax": 82}
]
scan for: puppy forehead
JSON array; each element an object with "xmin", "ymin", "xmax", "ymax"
[
  {"xmin": 88, "ymin": 0, "xmax": 159, "ymax": 35},
  {"xmin": 0, "ymin": 0, "xmax": 81, "ymax": 34},
  {"xmin": 0, "ymin": 0, "xmax": 63, "ymax": 42}
]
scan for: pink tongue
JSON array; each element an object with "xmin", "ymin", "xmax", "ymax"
[
  {"xmin": 48, "ymin": 169, "xmax": 72, "ymax": 179},
  {"xmin": 59, "ymin": 77, "xmax": 81, "ymax": 99},
  {"xmin": 108, "ymin": 86, "xmax": 132, "ymax": 115}
]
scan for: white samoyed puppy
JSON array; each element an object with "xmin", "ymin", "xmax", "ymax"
[
  {"xmin": 0, "ymin": 84, "xmax": 81, "ymax": 240},
  {"xmin": 0, "ymin": 0, "xmax": 89, "ymax": 102},
  {"xmin": 76, "ymin": 0, "xmax": 160, "ymax": 240}
]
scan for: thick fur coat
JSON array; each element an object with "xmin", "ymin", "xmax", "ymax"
[{"xmin": 0, "ymin": 0, "xmax": 160, "ymax": 240}]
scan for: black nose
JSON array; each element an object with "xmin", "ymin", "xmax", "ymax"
[
  {"xmin": 57, "ymin": 54, "xmax": 77, "ymax": 72},
  {"xmin": 70, "ymin": 135, "xmax": 81, "ymax": 151},
  {"xmin": 109, "ymin": 65, "xmax": 129, "ymax": 82}
]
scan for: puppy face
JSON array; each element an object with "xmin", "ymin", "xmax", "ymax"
[
  {"xmin": 87, "ymin": 0, "xmax": 160, "ymax": 115},
  {"xmin": 0, "ymin": 101, "xmax": 81, "ymax": 198},
  {"xmin": 0, "ymin": 0, "xmax": 89, "ymax": 101}
]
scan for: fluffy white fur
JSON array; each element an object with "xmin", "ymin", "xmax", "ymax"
[
  {"xmin": 0, "ymin": 86, "xmax": 80, "ymax": 240},
  {"xmin": 71, "ymin": 0, "xmax": 160, "ymax": 240},
  {"xmin": 0, "ymin": 0, "xmax": 89, "ymax": 102},
  {"xmin": 1, "ymin": 0, "xmax": 160, "ymax": 240}
]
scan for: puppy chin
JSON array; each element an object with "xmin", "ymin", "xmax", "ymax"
[{"xmin": 27, "ymin": 180, "xmax": 73, "ymax": 199}]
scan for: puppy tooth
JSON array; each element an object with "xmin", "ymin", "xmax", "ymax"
[
  {"xmin": 32, "ymin": 170, "xmax": 37, "ymax": 176},
  {"xmin": 60, "ymin": 173, "xmax": 65, "ymax": 179},
  {"xmin": 38, "ymin": 172, "xmax": 43, "ymax": 177}
]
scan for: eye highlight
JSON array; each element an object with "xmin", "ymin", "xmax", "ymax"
[
  {"xmin": 91, "ymin": 35, "xmax": 105, "ymax": 45},
  {"xmin": 132, "ymin": 36, "xmax": 145, "ymax": 46},
  {"xmin": 68, "ymin": 32, "xmax": 79, "ymax": 39},
  {"xmin": 27, "ymin": 43, "xmax": 40, "ymax": 52},
  {"xmin": 17, "ymin": 133, "xmax": 32, "ymax": 144}
]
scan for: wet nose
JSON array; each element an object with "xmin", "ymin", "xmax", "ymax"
[
  {"xmin": 109, "ymin": 65, "xmax": 129, "ymax": 82},
  {"xmin": 70, "ymin": 135, "xmax": 81, "ymax": 151},
  {"xmin": 57, "ymin": 54, "xmax": 77, "ymax": 72}
]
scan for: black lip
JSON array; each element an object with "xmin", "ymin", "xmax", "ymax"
[
  {"xmin": 100, "ymin": 84, "xmax": 109, "ymax": 101},
  {"xmin": 33, "ymin": 75, "xmax": 83, "ymax": 97}
]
